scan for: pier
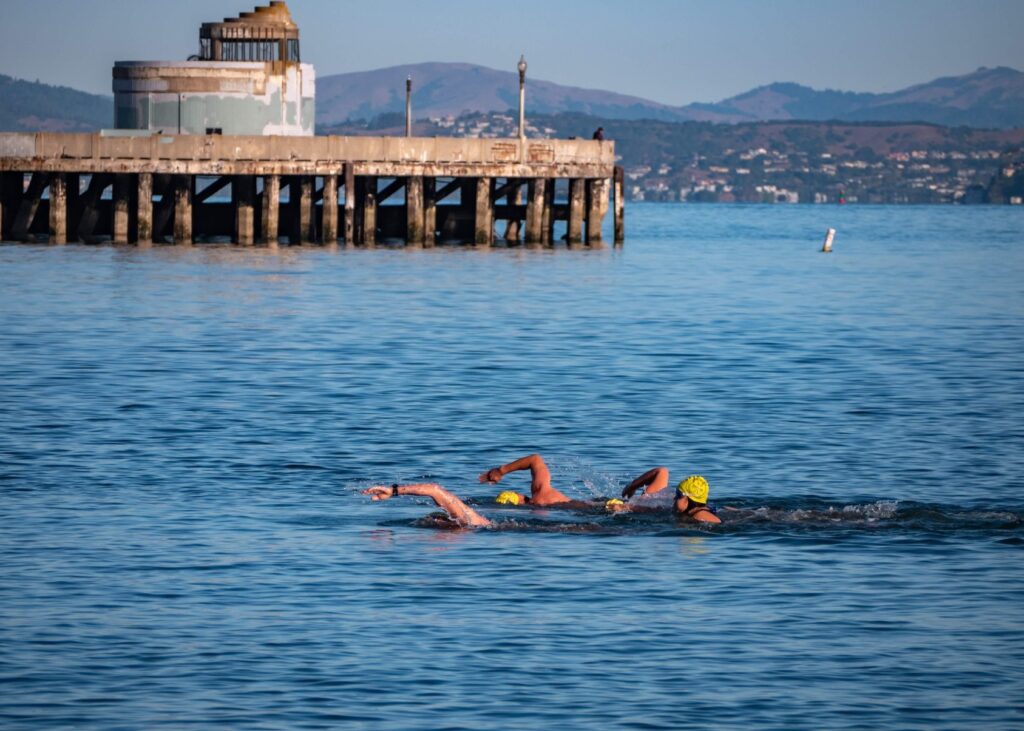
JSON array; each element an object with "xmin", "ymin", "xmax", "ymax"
[{"xmin": 0, "ymin": 133, "xmax": 623, "ymax": 247}]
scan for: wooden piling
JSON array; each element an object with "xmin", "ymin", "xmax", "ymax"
[
  {"xmin": 505, "ymin": 179, "xmax": 521, "ymax": 243},
  {"xmin": 173, "ymin": 175, "xmax": 193, "ymax": 245},
  {"xmin": 49, "ymin": 173, "xmax": 67, "ymax": 244},
  {"xmin": 261, "ymin": 174, "xmax": 279, "ymax": 246},
  {"xmin": 542, "ymin": 179, "xmax": 555, "ymax": 246},
  {"xmin": 525, "ymin": 178, "xmax": 545, "ymax": 245},
  {"xmin": 362, "ymin": 175, "xmax": 377, "ymax": 247},
  {"xmin": 567, "ymin": 178, "xmax": 585, "ymax": 245},
  {"xmin": 112, "ymin": 174, "xmax": 130, "ymax": 244},
  {"xmin": 297, "ymin": 176, "xmax": 313, "ymax": 244},
  {"xmin": 235, "ymin": 175, "xmax": 256, "ymax": 246},
  {"xmin": 322, "ymin": 174, "xmax": 338, "ymax": 246},
  {"xmin": 343, "ymin": 164, "xmax": 355, "ymax": 246},
  {"xmin": 136, "ymin": 173, "xmax": 153, "ymax": 245},
  {"xmin": 586, "ymin": 178, "xmax": 606, "ymax": 246},
  {"xmin": 475, "ymin": 177, "xmax": 493, "ymax": 246},
  {"xmin": 424, "ymin": 177, "xmax": 436, "ymax": 248},
  {"xmin": 613, "ymin": 166, "xmax": 625, "ymax": 245},
  {"xmin": 406, "ymin": 175, "xmax": 425, "ymax": 245}
]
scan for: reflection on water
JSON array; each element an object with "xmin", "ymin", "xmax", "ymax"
[{"xmin": 2, "ymin": 204, "xmax": 1024, "ymax": 730}]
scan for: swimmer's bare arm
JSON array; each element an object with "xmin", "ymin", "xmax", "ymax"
[
  {"xmin": 479, "ymin": 454, "xmax": 551, "ymax": 488},
  {"xmin": 621, "ymin": 467, "xmax": 670, "ymax": 500},
  {"xmin": 363, "ymin": 484, "xmax": 491, "ymax": 528},
  {"xmin": 479, "ymin": 454, "xmax": 570, "ymax": 505}
]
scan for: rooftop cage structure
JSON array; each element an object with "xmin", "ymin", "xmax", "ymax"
[{"xmin": 198, "ymin": 1, "xmax": 301, "ymax": 63}]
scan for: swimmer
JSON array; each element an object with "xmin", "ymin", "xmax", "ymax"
[
  {"xmin": 617, "ymin": 467, "xmax": 721, "ymax": 524},
  {"xmin": 363, "ymin": 483, "xmax": 491, "ymax": 528},
  {"xmin": 478, "ymin": 453, "xmax": 585, "ymax": 507}
]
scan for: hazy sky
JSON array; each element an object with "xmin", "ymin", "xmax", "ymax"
[{"xmin": 2, "ymin": 0, "xmax": 1022, "ymax": 104}]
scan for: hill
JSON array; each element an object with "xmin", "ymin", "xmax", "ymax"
[
  {"xmin": 688, "ymin": 67, "xmax": 1024, "ymax": 128},
  {"xmin": 319, "ymin": 64, "xmax": 1024, "ymax": 129},
  {"xmin": 316, "ymin": 62, "xmax": 687, "ymax": 125},
  {"xmin": 0, "ymin": 74, "xmax": 112, "ymax": 132},
  {"xmin": 2, "ymin": 65, "xmax": 1023, "ymax": 132}
]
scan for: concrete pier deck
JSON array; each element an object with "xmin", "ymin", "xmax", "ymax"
[{"xmin": 0, "ymin": 133, "xmax": 623, "ymax": 247}]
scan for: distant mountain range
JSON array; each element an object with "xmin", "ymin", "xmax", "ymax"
[
  {"xmin": 2, "ymin": 65, "xmax": 1024, "ymax": 132},
  {"xmin": 319, "ymin": 64, "xmax": 1024, "ymax": 129}
]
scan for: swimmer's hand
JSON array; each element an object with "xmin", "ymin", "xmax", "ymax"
[
  {"xmin": 363, "ymin": 486, "xmax": 396, "ymax": 501},
  {"xmin": 479, "ymin": 468, "xmax": 503, "ymax": 484}
]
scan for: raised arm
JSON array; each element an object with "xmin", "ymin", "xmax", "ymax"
[
  {"xmin": 478, "ymin": 454, "xmax": 570, "ymax": 506},
  {"xmin": 479, "ymin": 453, "xmax": 551, "ymax": 488},
  {"xmin": 363, "ymin": 484, "xmax": 491, "ymax": 528},
  {"xmin": 621, "ymin": 467, "xmax": 670, "ymax": 500}
]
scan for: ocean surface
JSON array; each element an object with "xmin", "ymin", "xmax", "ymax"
[{"xmin": 1, "ymin": 204, "xmax": 1023, "ymax": 730}]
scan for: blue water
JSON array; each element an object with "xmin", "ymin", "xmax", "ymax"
[{"xmin": 1, "ymin": 204, "xmax": 1023, "ymax": 729}]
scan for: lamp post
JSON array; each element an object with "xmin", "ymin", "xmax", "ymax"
[
  {"xmin": 517, "ymin": 55, "xmax": 527, "ymax": 139},
  {"xmin": 405, "ymin": 76, "xmax": 412, "ymax": 138}
]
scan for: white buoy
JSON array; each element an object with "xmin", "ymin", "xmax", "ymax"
[{"xmin": 822, "ymin": 228, "xmax": 836, "ymax": 253}]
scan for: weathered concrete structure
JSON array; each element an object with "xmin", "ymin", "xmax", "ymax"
[
  {"xmin": 113, "ymin": 2, "xmax": 314, "ymax": 136},
  {"xmin": 1, "ymin": 1, "xmax": 626, "ymax": 247},
  {"xmin": 0, "ymin": 133, "xmax": 624, "ymax": 247}
]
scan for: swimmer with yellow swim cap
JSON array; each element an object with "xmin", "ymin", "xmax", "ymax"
[
  {"xmin": 619, "ymin": 467, "xmax": 721, "ymax": 523},
  {"xmin": 480, "ymin": 454, "xmax": 576, "ymax": 507}
]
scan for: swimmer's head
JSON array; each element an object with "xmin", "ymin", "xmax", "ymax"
[
  {"xmin": 676, "ymin": 475, "xmax": 710, "ymax": 505},
  {"xmin": 605, "ymin": 498, "xmax": 625, "ymax": 510},
  {"xmin": 495, "ymin": 490, "xmax": 523, "ymax": 506}
]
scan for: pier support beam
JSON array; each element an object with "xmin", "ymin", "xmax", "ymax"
[
  {"xmin": 112, "ymin": 174, "xmax": 130, "ymax": 245},
  {"xmin": 322, "ymin": 175, "xmax": 338, "ymax": 246},
  {"xmin": 542, "ymin": 179, "xmax": 555, "ymax": 246},
  {"xmin": 525, "ymin": 178, "xmax": 545, "ymax": 246},
  {"xmin": 137, "ymin": 173, "xmax": 153, "ymax": 245},
  {"xmin": 48, "ymin": 173, "xmax": 67, "ymax": 244},
  {"xmin": 475, "ymin": 177, "xmax": 493, "ymax": 246},
  {"xmin": 614, "ymin": 166, "xmax": 625, "ymax": 245},
  {"xmin": 362, "ymin": 176, "xmax": 377, "ymax": 247},
  {"xmin": 567, "ymin": 178, "xmax": 585, "ymax": 245},
  {"xmin": 424, "ymin": 177, "xmax": 436, "ymax": 248},
  {"xmin": 293, "ymin": 176, "xmax": 313, "ymax": 245},
  {"xmin": 505, "ymin": 179, "xmax": 521, "ymax": 243},
  {"xmin": 152, "ymin": 175, "xmax": 174, "ymax": 243},
  {"xmin": 261, "ymin": 174, "xmax": 279, "ymax": 246},
  {"xmin": 173, "ymin": 175, "xmax": 193, "ymax": 246},
  {"xmin": 235, "ymin": 175, "xmax": 256, "ymax": 246},
  {"xmin": 78, "ymin": 174, "xmax": 108, "ymax": 243},
  {"xmin": 12, "ymin": 173, "xmax": 47, "ymax": 242},
  {"xmin": 343, "ymin": 165, "xmax": 355, "ymax": 246},
  {"xmin": 0, "ymin": 173, "xmax": 11, "ymax": 240},
  {"xmin": 406, "ymin": 175, "xmax": 425, "ymax": 245},
  {"xmin": 586, "ymin": 178, "xmax": 607, "ymax": 247}
]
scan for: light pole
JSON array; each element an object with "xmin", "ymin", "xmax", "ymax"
[
  {"xmin": 405, "ymin": 76, "xmax": 412, "ymax": 138},
  {"xmin": 517, "ymin": 55, "xmax": 527, "ymax": 139}
]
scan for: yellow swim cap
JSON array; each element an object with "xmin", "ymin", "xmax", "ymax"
[
  {"xmin": 495, "ymin": 491, "xmax": 522, "ymax": 505},
  {"xmin": 677, "ymin": 475, "xmax": 710, "ymax": 503},
  {"xmin": 605, "ymin": 498, "xmax": 625, "ymax": 509}
]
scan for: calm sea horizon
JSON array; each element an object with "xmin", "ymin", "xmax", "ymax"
[{"xmin": 2, "ymin": 203, "xmax": 1022, "ymax": 729}]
